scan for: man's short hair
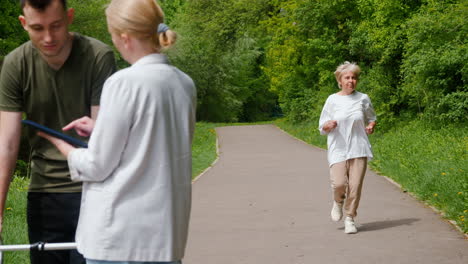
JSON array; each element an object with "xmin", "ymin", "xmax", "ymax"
[{"xmin": 20, "ymin": 0, "xmax": 67, "ymax": 12}]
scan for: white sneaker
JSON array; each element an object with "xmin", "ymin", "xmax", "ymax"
[
  {"xmin": 331, "ymin": 201, "xmax": 343, "ymax": 222},
  {"xmin": 344, "ymin": 216, "xmax": 357, "ymax": 234}
]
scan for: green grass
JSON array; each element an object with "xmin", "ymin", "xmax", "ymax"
[
  {"xmin": 2, "ymin": 176, "xmax": 29, "ymax": 263},
  {"xmin": 274, "ymin": 118, "xmax": 468, "ymax": 234},
  {"xmin": 370, "ymin": 120, "xmax": 467, "ymax": 233},
  {"xmin": 192, "ymin": 122, "xmax": 219, "ymax": 178}
]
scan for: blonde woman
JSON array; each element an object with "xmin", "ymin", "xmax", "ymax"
[
  {"xmin": 39, "ymin": 0, "xmax": 196, "ymax": 263},
  {"xmin": 318, "ymin": 62, "xmax": 376, "ymax": 234}
]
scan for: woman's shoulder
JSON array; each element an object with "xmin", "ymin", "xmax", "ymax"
[
  {"xmin": 354, "ymin": 91, "xmax": 370, "ymax": 99},
  {"xmin": 107, "ymin": 67, "xmax": 131, "ymax": 81},
  {"xmin": 322, "ymin": 93, "xmax": 339, "ymax": 106},
  {"xmin": 353, "ymin": 92, "xmax": 374, "ymax": 106},
  {"xmin": 103, "ymin": 67, "xmax": 136, "ymax": 91},
  {"xmin": 327, "ymin": 93, "xmax": 339, "ymax": 100}
]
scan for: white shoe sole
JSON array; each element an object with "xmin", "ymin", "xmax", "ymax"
[{"xmin": 344, "ymin": 227, "xmax": 357, "ymax": 234}]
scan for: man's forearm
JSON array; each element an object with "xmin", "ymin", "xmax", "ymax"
[
  {"xmin": 0, "ymin": 111, "xmax": 23, "ymax": 222},
  {"xmin": 0, "ymin": 151, "xmax": 18, "ymax": 219}
]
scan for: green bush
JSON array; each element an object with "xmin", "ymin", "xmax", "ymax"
[
  {"xmin": 400, "ymin": 1, "xmax": 467, "ymax": 118},
  {"xmin": 432, "ymin": 91, "xmax": 468, "ymax": 122},
  {"xmin": 0, "ymin": 0, "xmax": 28, "ymax": 57}
]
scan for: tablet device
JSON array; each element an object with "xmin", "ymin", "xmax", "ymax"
[{"xmin": 22, "ymin": 120, "xmax": 88, "ymax": 148}]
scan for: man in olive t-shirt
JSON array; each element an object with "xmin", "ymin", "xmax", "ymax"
[{"xmin": 0, "ymin": 0, "xmax": 116, "ymax": 263}]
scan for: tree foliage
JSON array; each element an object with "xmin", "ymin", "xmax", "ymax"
[
  {"xmin": 1, "ymin": 0, "xmax": 466, "ymax": 124},
  {"xmin": 167, "ymin": 0, "xmax": 278, "ymax": 122},
  {"xmin": 400, "ymin": 0, "xmax": 467, "ymax": 122},
  {"xmin": 0, "ymin": 0, "xmax": 28, "ymax": 61},
  {"xmin": 258, "ymin": 0, "xmax": 466, "ymax": 126}
]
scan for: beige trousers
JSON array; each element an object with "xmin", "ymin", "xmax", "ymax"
[{"xmin": 330, "ymin": 157, "xmax": 367, "ymax": 218}]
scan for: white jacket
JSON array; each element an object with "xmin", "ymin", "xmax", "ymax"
[{"xmin": 68, "ymin": 54, "xmax": 196, "ymax": 261}]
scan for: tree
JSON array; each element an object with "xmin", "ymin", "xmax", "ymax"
[
  {"xmin": 400, "ymin": 0, "xmax": 467, "ymax": 122},
  {"xmin": 168, "ymin": 0, "xmax": 277, "ymax": 122},
  {"xmin": 0, "ymin": 0, "xmax": 28, "ymax": 58}
]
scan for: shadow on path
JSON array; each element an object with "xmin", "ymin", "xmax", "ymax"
[{"xmin": 357, "ymin": 218, "xmax": 420, "ymax": 232}]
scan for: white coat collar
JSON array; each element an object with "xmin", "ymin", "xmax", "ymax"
[{"xmin": 132, "ymin": 53, "xmax": 169, "ymax": 66}]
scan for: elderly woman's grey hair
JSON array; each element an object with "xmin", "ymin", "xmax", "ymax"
[{"xmin": 334, "ymin": 61, "xmax": 361, "ymax": 88}]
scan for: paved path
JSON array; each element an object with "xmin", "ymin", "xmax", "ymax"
[{"xmin": 184, "ymin": 125, "xmax": 467, "ymax": 264}]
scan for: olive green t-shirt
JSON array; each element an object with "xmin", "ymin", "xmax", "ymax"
[{"xmin": 0, "ymin": 33, "xmax": 116, "ymax": 192}]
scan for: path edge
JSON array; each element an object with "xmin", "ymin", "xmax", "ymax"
[{"xmin": 192, "ymin": 133, "xmax": 220, "ymax": 183}]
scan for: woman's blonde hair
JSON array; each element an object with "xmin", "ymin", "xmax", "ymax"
[
  {"xmin": 105, "ymin": 0, "xmax": 177, "ymax": 50},
  {"xmin": 334, "ymin": 61, "xmax": 361, "ymax": 88}
]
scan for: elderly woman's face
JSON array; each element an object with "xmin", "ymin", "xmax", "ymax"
[{"xmin": 339, "ymin": 71, "xmax": 358, "ymax": 93}]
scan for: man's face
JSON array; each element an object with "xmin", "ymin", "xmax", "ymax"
[{"xmin": 19, "ymin": 0, "xmax": 74, "ymax": 59}]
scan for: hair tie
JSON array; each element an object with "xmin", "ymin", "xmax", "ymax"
[{"xmin": 157, "ymin": 23, "xmax": 169, "ymax": 33}]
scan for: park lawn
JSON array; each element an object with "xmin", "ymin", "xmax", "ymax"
[
  {"xmin": 192, "ymin": 122, "xmax": 219, "ymax": 178},
  {"xmin": 2, "ymin": 176, "xmax": 29, "ymax": 263}
]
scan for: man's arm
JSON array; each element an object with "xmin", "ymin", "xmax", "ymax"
[{"xmin": 0, "ymin": 111, "xmax": 22, "ymax": 232}]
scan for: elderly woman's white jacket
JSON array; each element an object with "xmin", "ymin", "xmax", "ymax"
[{"xmin": 68, "ymin": 54, "xmax": 196, "ymax": 262}]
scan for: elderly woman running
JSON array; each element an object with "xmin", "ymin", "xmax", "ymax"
[{"xmin": 319, "ymin": 61, "xmax": 376, "ymax": 234}]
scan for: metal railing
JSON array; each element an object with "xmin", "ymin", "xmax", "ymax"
[{"xmin": 0, "ymin": 241, "xmax": 76, "ymax": 263}]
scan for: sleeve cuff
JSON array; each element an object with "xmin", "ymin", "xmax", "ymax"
[{"xmin": 68, "ymin": 148, "xmax": 85, "ymax": 182}]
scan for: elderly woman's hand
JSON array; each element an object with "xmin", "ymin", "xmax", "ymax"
[
  {"xmin": 366, "ymin": 122, "xmax": 376, "ymax": 135},
  {"xmin": 323, "ymin": 120, "xmax": 338, "ymax": 133}
]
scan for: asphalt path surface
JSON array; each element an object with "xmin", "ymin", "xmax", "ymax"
[{"xmin": 184, "ymin": 125, "xmax": 467, "ymax": 264}]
